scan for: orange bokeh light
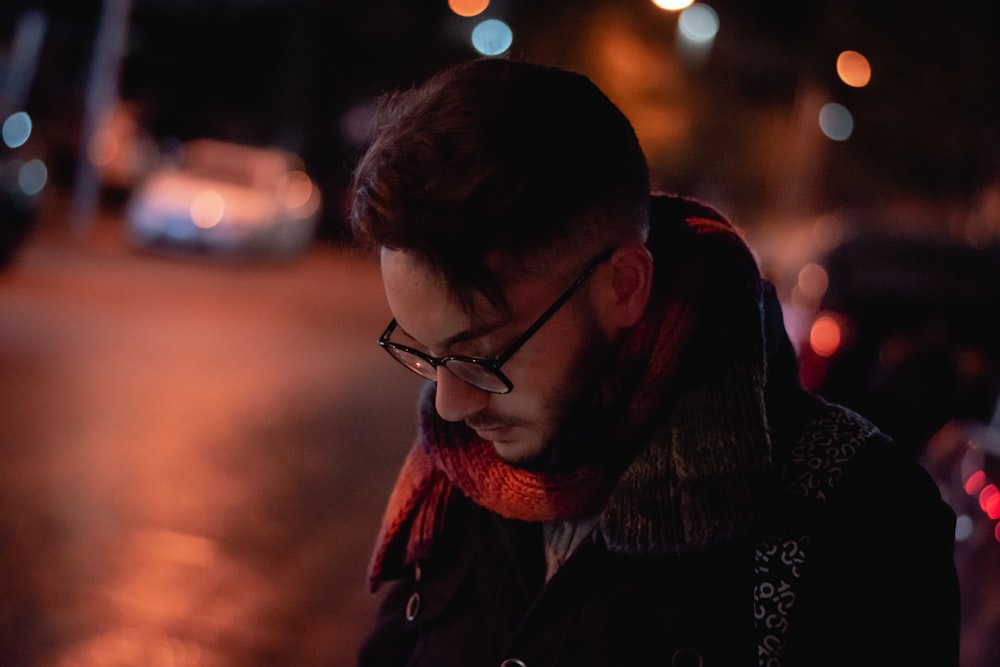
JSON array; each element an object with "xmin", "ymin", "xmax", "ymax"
[
  {"xmin": 837, "ymin": 50, "xmax": 872, "ymax": 88},
  {"xmin": 652, "ymin": 0, "xmax": 695, "ymax": 10},
  {"xmin": 448, "ymin": 0, "xmax": 489, "ymax": 18},
  {"xmin": 797, "ymin": 262, "xmax": 830, "ymax": 301},
  {"xmin": 809, "ymin": 315, "xmax": 842, "ymax": 358}
]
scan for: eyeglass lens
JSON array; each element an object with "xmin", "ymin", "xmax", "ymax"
[{"xmin": 385, "ymin": 346, "xmax": 510, "ymax": 393}]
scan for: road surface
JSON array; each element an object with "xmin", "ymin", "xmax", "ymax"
[{"xmin": 0, "ymin": 201, "xmax": 422, "ymax": 666}]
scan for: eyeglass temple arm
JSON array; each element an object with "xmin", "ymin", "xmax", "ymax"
[{"xmin": 493, "ymin": 247, "xmax": 613, "ymax": 366}]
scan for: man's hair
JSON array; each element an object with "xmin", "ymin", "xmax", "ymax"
[{"xmin": 349, "ymin": 58, "xmax": 650, "ymax": 312}]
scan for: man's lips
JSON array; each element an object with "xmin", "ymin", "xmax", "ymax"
[{"xmin": 468, "ymin": 422, "xmax": 511, "ymax": 441}]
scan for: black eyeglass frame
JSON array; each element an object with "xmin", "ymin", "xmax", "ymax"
[{"xmin": 378, "ymin": 246, "xmax": 615, "ymax": 394}]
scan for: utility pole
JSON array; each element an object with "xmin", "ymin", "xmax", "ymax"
[{"xmin": 70, "ymin": 0, "xmax": 134, "ymax": 237}]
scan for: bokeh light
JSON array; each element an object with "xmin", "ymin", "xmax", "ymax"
[
  {"xmin": 811, "ymin": 214, "xmax": 844, "ymax": 252},
  {"xmin": 818, "ymin": 102, "xmax": 853, "ymax": 141},
  {"xmin": 980, "ymin": 484, "xmax": 1000, "ymax": 520},
  {"xmin": 964, "ymin": 469, "xmax": 987, "ymax": 495},
  {"xmin": 2, "ymin": 111, "xmax": 32, "ymax": 149},
  {"xmin": 87, "ymin": 128, "xmax": 119, "ymax": 167},
  {"xmin": 449, "ymin": 0, "xmax": 490, "ymax": 18},
  {"xmin": 277, "ymin": 171, "xmax": 315, "ymax": 210},
  {"xmin": 837, "ymin": 50, "xmax": 872, "ymax": 88},
  {"xmin": 191, "ymin": 190, "xmax": 225, "ymax": 229},
  {"xmin": 678, "ymin": 3, "xmax": 719, "ymax": 43},
  {"xmin": 796, "ymin": 262, "xmax": 829, "ymax": 302},
  {"xmin": 278, "ymin": 171, "xmax": 322, "ymax": 219},
  {"xmin": 18, "ymin": 159, "xmax": 47, "ymax": 196},
  {"xmin": 471, "ymin": 18, "xmax": 512, "ymax": 56},
  {"xmin": 652, "ymin": 0, "xmax": 695, "ymax": 10},
  {"xmin": 809, "ymin": 314, "xmax": 842, "ymax": 357},
  {"xmin": 954, "ymin": 514, "xmax": 973, "ymax": 541}
]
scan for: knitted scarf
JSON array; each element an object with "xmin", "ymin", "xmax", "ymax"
[{"xmin": 369, "ymin": 193, "xmax": 775, "ymax": 589}]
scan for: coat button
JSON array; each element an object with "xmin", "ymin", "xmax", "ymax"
[
  {"xmin": 499, "ymin": 660, "xmax": 527, "ymax": 667},
  {"xmin": 671, "ymin": 646, "xmax": 703, "ymax": 667},
  {"xmin": 405, "ymin": 592, "xmax": 421, "ymax": 622}
]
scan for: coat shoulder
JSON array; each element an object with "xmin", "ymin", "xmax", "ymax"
[{"xmin": 764, "ymin": 398, "xmax": 961, "ymax": 666}]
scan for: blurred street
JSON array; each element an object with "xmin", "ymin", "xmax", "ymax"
[{"xmin": 0, "ymin": 196, "xmax": 422, "ymax": 666}]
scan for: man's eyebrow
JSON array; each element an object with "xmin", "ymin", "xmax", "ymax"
[{"xmin": 396, "ymin": 319, "xmax": 506, "ymax": 352}]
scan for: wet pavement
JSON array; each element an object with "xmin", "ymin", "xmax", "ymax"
[{"xmin": 0, "ymin": 201, "xmax": 422, "ymax": 666}]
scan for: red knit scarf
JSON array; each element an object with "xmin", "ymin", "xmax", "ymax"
[{"xmin": 369, "ymin": 195, "xmax": 766, "ymax": 589}]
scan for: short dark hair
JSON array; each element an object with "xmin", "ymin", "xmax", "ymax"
[{"xmin": 349, "ymin": 58, "xmax": 650, "ymax": 312}]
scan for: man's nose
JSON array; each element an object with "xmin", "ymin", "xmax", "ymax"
[{"xmin": 434, "ymin": 365, "xmax": 489, "ymax": 422}]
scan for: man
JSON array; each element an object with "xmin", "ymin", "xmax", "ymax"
[{"xmin": 349, "ymin": 58, "xmax": 960, "ymax": 666}]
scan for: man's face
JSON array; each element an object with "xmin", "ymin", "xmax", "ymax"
[{"xmin": 380, "ymin": 248, "xmax": 612, "ymax": 468}]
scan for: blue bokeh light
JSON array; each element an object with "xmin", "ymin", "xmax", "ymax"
[
  {"xmin": 471, "ymin": 19, "xmax": 513, "ymax": 56},
  {"xmin": 2, "ymin": 112, "xmax": 33, "ymax": 149},
  {"xmin": 18, "ymin": 159, "xmax": 47, "ymax": 196},
  {"xmin": 818, "ymin": 102, "xmax": 854, "ymax": 141},
  {"xmin": 678, "ymin": 3, "xmax": 719, "ymax": 43}
]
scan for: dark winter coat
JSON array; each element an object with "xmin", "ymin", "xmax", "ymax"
[{"xmin": 357, "ymin": 392, "xmax": 960, "ymax": 667}]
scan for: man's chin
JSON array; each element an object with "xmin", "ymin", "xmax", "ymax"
[{"xmin": 489, "ymin": 436, "xmax": 548, "ymax": 470}]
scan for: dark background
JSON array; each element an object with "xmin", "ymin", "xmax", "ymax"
[
  {"xmin": 3, "ymin": 2, "xmax": 1000, "ymax": 665},
  {"xmin": 5, "ymin": 0, "xmax": 1000, "ymax": 235}
]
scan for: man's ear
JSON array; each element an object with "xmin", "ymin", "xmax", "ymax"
[{"xmin": 595, "ymin": 242, "xmax": 654, "ymax": 330}]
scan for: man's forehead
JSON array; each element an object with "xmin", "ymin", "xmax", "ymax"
[
  {"xmin": 379, "ymin": 245, "xmax": 582, "ymax": 319},
  {"xmin": 379, "ymin": 248, "xmax": 502, "ymax": 321},
  {"xmin": 379, "ymin": 247, "xmax": 439, "ymax": 285}
]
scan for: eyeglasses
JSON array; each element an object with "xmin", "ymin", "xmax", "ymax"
[{"xmin": 378, "ymin": 247, "xmax": 614, "ymax": 394}]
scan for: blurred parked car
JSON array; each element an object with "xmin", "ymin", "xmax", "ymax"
[
  {"xmin": 125, "ymin": 138, "xmax": 321, "ymax": 258},
  {"xmin": 922, "ymin": 402, "xmax": 1000, "ymax": 667},
  {"xmin": 796, "ymin": 233, "xmax": 1000, "ymax": 453}
]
